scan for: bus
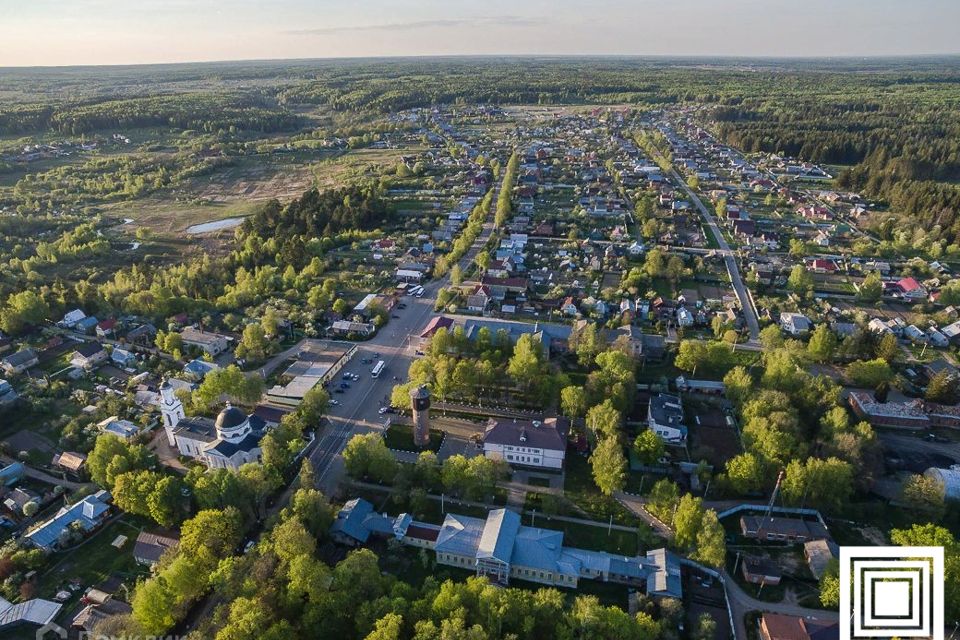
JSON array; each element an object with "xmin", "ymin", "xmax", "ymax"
[
  {"xmin": 371, "ymin": 360, "xmax": 386, "ymax": 378},
  {"xmin": 414, "ymin": 286, "xmax": 425, "ymax": 298}
]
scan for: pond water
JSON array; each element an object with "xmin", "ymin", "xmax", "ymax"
[{"xmin": 185, "ymin": 216, "xmax": 245, "ymax": 234}]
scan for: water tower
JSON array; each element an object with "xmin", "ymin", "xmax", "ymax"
[{"xmin": 410, "ymin": 385, "xmax": 431, "ymax": 448}]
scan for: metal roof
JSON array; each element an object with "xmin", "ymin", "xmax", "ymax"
[{"xmin": 477, "ymin": 509, "xmax": 521, "ymax": 564}]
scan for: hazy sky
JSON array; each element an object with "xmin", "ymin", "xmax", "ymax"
[{"xmin": 1, "ymin": 0, "xmax": 958, "ymax": 66}]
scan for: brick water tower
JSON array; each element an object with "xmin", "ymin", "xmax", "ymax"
[{"xmin": 410, "ymin": 385, "xmax": 431, "ymax": 448}]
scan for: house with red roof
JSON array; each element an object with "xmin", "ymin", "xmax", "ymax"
[{"xmin": 897, "ymin": 277, "xmax": 927, "ymax": 300}]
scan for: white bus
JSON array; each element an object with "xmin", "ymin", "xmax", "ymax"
[
  {"xmin": 414, "ymin": 286, "xmax": 425, "ymax": 298},
  {"xmin": 371, "ymin": 360, "xmax": 386, "ymax": 378}
]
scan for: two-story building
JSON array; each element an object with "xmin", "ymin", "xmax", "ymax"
[{"xmin": 482, "ymin": 417, "xmax": 569, "ymax": 470}]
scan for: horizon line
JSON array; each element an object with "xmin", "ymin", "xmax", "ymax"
[{"xmin": 3, "ymin": 51, "xmax": 960, "ymax": 71}]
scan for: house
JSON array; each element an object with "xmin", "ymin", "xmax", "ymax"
[
  {"xmin": 647, "ymin": 394, "xmax": 687, "ymax": 443},
  {"xmin": 183, "ymin": 358, "xmax": 219, "ymax": 380},
  {"xmin": 779, "ymin": 312, "xmax": 811, "ymax": 336},
  {"xmin": 0, "ymin": 379, "xmax": 18, "ymax": 407},
  {"xmin": 70, "ymin": 342, "xmax": 108, "ymax": 370},
  {"xmin": 133, "ymin": 531, "xmax": 179, "ymax": 566},
  {"xmin": 61, "ymin": 309, "xmax": 87, "ymax": 328},
  {"xmin": 180, "ymin": 327, "xmax": 230, "ymax": 356},
  {"xmin": 676, "ymin": 307, "xmax": 694, "ymax": 327},
  {"xmin": 740, "ymin": 515, "xmax": 830, "ymax": 543},
  {"xmin": 111, "ymin": 347, "xmax": 137, "ymax": 368},
  {"xmin": 71, "ymin": 598, "xmax": 132, "ymax": 636},
  {"xmin": 0, "ymin": 462, "xmax": 24, "ymax": 488},
  {"xmin": 330, "ymin": 497, "xmax": 408, "ymax": 546},
  {"xmin": 97, "ymin": 417, "xmax": 141, "ymax": 441},
  {"xmin": 560, "ymin": 296, "xmax": 578, "ymax": 316},
  {"xmin": 74, "ymin": 316, "xmax": 99, "ymax": 334},
  {"xmin": 759, "ymin": 613, "xmax": 838, "ymax": 640},
  {"xmin": 95, "ymin": 318, "xmax": 118, "ymax": 338},
  {"xmin": 125, "ymin": 323, "xmax": 157, "ymax": 345},
  {"xmin": 803, "ymin": 539, "xmax": 839, "ymax": 580},
  {"xmin": 1, "ymin": 349, "xmax": 38, "ymax": 375},
  {"xmin": 52, "ymin": 451, "xmax": 87, "ymax": 475},
  {"xmin": 467, "ymin": 285, "xmax": 492, "ymax": 313},
  {"xmin": 25, "ymin": 490, "xmax": 113, "ymax": 551},
  {"xmin": 3, "ymin": 487, "xmax": 38, "ymax": 514},
  {"xmin": 0, "ymin": 597, "xmax": 62, "ymax": 634},
  {"xmin": 897, "ymin": 277, "xmax": 927, "ymax": 301},
  {"xmin": 331, "ymin": 320, "xmax": 376, "ymax": 337},
  {"xmin": 419, "ymin": 316, "xmax": 455, "ymax": 347},
  {"xmin": 741, "ymin": 557, "xmax": 782, "ymax": 585},
  {"xmin": 483, "ymin": 417, "xmax": 569, "ymax": 469}
]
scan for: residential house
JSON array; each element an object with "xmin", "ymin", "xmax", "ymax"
[
  {"xmin": 331, "ymin": 320, "xmax": 376, "ymax": 337},
  {"xmin": 25, "ymin": 490, "xmax": 113, "ymax": 551},
  {"xmin": 330, "ymin": 497, "xmax": 408, "ymax": 547},
  {"xmin": 3, "ymin": 487, "xmax": 38, "ymax": 514},
  {"xmin": 133, "ymin": 531, "xmax": 179, "ymax": 566},
  {"xmin": 74, "ymin": 316, "xmax": 99, "ymax": 334},
  {"xmin": 780, "ymin": 312, "xmax": 811, "ymax": 336},
  {"xmin": 111, "ymin": 347, "xmax": 137, "ymax": 368},
  {"xmin": 483, "ymin": 417, "xmax": 569, "ymax": 470},
  {"xmin": 70, "ymin": 342, "xmax": 108, "ymax": 370},
  {"xmin": 180, "ymin": 327, "xmax": 230, "ymax": 356},
  {"xmin": 467, "ymin": 285, "xmax": 492, "ymax": 313},
  {"xmin": 97, "ymin": 417, "xmax": 141, "ymax": 441},
  {"xmin": 648, "ymin": 394, "xmax": 686, "ymax": 443},
  {"xmin": 0, "ymin": 379, "xmax": 18, "ymax": 407},
  {"xmin": 183, "ymin": 358, "xmax": 219, "ymax": 380},
  {"xmin": 96, "ymin": 318, "xmax": 118, "ymax": 338},
  {"xmin": 125, "ymin": 323, "xmax": 157, "ymax": 345},
  {"xmin": 418, "ymin": 316, "xmax": 455, "ymax": 348},
  {"xmin": 560, "ymin": 296, "xmax": 579, "ymax": 316},
  {"xmin": 61, "ymin": 309, "xmax": 87, "ymax": 328},
  {"xmin": 0, "ymin": 462, "xmax": 24, "ymax": 487},
  {"xmin": 676, "ymin": 307, "xmax": 694, "ymax": 328},
  {"xmin": 759, "ymin": 614, "xmax": 838, "ymax": 640},
  {"xmin": 740, "ymin": 515, "xmax": 830, "ymax": 543},
  {"xmin": 52, "ymin": 451, "xmax": 87, "ymax": 475},
  {"xmin": 1, "ymin": 349, "xmax": 38, "ymax": 375},
  {"xmin": 803, "ymin": 539, "xmax": 839, "ymax": 580},
  {"xmin": 897, "ymin": 277, "xmax": 928, "ymax": 301}
]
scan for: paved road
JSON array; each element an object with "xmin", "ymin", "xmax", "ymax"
[
  {"xmin": 722, "ymin": 567, "xmax": 839, "ymax": 640},
  {"xmin": 310, "ymin": 174, "xmax": 505, "ymax": 494},
  {"xmin": 670, "ymin": 168, "xmax": 761, "ymax": 341}
]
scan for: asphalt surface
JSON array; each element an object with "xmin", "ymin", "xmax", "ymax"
[
  {"xmin": 310, "ymin": 183, "xmax": 502, "ymax": 494},
  {"xmin": 670, "ymin": 168, "xmax": 761, "ymax": 341}
]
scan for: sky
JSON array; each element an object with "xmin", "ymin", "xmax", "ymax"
[{"xmin": 1, "ymin": 0, "xmax": 958, "ymax": 67}]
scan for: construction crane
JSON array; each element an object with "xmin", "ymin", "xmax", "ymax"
[{"xmin": 765, "ymin": 469, "xmax": 785, "ymax": 521}]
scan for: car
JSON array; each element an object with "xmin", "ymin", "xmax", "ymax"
[
  {"xmin": 392, "ymin": 314, "xmax": 400, "ymax": 319},
  {"xmin": 330, "ymin": 399, "xmax": 340, "ymax": 406},
  {"xmin": 925, "ymin": 433, "xmax": 950, "ymax": 443},
  {"xmin": 340, "ymin": 382, "xmax": 350, "ymax": 389},
  {"xmin": 334, "ymin": 388, "xmax": 344, "ymax": 394},
  {"xmin": 373, "ymin": 352, "xmax": 380, "ymax": 358},
  {"xmin": 378, "ymin": 407, "xmax": 389, "ymax": 414}
]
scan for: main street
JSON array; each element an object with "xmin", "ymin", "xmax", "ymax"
[
  {"xmin": 670, "ymin": 167, "xmax": 761, "ymax": 342},
  {"xmin": 309, "ymin": 178, "xmax": 503, "ymax": 493}
]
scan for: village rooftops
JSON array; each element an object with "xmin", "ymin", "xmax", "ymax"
[{"xmin": 484, "ymin": 417, "xmax": 569, "ymax": 452}]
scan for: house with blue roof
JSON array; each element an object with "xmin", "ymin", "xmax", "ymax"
[
  {"xmin": 332, "ymin": 500, "xmax": 683, "ymax": 598},
  {"xmin": 0, "ymin": 462, "xmax": 24, "ymax": 487},
  {"xmin": 25, "ymin": 490, "xmax": 112, "ymax": 551}
]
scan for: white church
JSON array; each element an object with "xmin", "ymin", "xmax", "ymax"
[{"xmin": 159, "ymin": 381, "xmax": 267, "ymax": 471}]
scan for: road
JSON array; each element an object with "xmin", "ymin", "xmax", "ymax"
[
  {"xmin": 670, "ymin": 168, "xmax": 761, "ymax": 342},
  {"xmin": 722, "ymin": 567, "xmax": 839, "ymax": 640},
  {"xmin": 309, "ymin": 176, "xmax": 504, "ymax": 494}
]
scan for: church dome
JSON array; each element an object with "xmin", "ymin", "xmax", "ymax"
[{"xmin": 215, "ymin": 405, "xmax": 248, "ymax": 433}]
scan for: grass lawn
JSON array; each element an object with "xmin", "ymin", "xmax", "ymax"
[
  {"xmin": 564, "ymin": 453, "xmax": 641, "ymax": 526},
  {"xmin": 383, "ymin": 423, "xmax": 443, "ymax": 452},
  {"xmin": 36, "ymin": 518, "xmax": 148, "ymax": 621}
]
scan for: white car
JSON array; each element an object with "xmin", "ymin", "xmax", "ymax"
[
  {"xmin": 330, "ymin": 399, "xmax": 340, "ymax": 406},
  {"xmin": 378, "ymin": 407, "xmax": 389, "ymax": 414}
]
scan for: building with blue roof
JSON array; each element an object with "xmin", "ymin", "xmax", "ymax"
[
  {"xmin": 330, "ymin": 498, "xmax": 411, "ymax": 546},
  {"xmin": 0, "ymin": 462, "xmax": 24, "ymax": 487},
  {"xmin": 25, "ymin": 490, "xmax": 112, "ymax": 551}
]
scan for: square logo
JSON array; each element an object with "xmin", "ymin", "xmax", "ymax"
[{"xmin": 840, "ymin": 546, "xmax": 944, "ymax": 640}]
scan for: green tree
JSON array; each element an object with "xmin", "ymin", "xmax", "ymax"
[
  {"xmin": 342, "ymin": 433, "xmax": 397, "ymax": 483},
  {"xmin": 586, "ymin": 400, "xmax": 622, "ymax": 441},
  {"xmin": 781, "ymin": 457, "xmax": 854, "ymax": 511},
  {"xmin": 673, "ymin": 494, "xmax": 704, "ymax": 550},
  {"xmin": 633, "ymin": 429, "xmax": 665, "ymax": 466},
  {"xmin": 723, "ymin": 366, "xmax": 754, "ymax": 407},
  {"xmin": 846, "ymin": 358, "xmax": 894, "ymax": 388},
  {"xmin": 858, "ymin": 271, "xmax": 883, "ymax": 301},
  {"xmin": 926, "ymin": 370, "xmax": 960, "ymax": 404},
  {"xmin": 876, "ymin": 331, "xmax": 900, "ymax": 363},
  {"xmin": 560, "ymin": 385, "xmax": 588, "ymax": 419},
  {"xmin": 725, "ymin": 452, "xmax": 765, "ymax": 495},
  {"xmin": 807, "ymin": 324, "xmax": 838, "ymax": 363},
  {"xmin": 590, "ymin": 437, "xmax": 627, "ymax": 496},
  {"xmin": 674, "ymin": 340, "xmax": 708, "ymax": 375},
  {"xmin": 193, "ymin": 365, "xmax": 264, "ymax": 408},
  {"xmin": 236, "ymin": 322, "xmax": 270, "ymax": 361},
  {"xmin": 693, "ymin": 510, "xmax": 726, "ymax": 569},
  {"xmin": 507, "ymin": 333, "xmax": 544, "ymax": 390},
  {"xmin": 900, "ymin": 473, "xmax": 946, "ymax": 519},
  {"xmin": 890, "ymin": 524, "xmax": 959, "ymax": 622},
  {"xmin": 787, "ymin": 264, "xmax": 813, "ymax": 295},
  {"xmin": 647, "ymin": 478, "xmax": 680, "ymax": 524},
  {"xmin": 0, "ymin": 290, "xmax": 50, "ymax": 334}
]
